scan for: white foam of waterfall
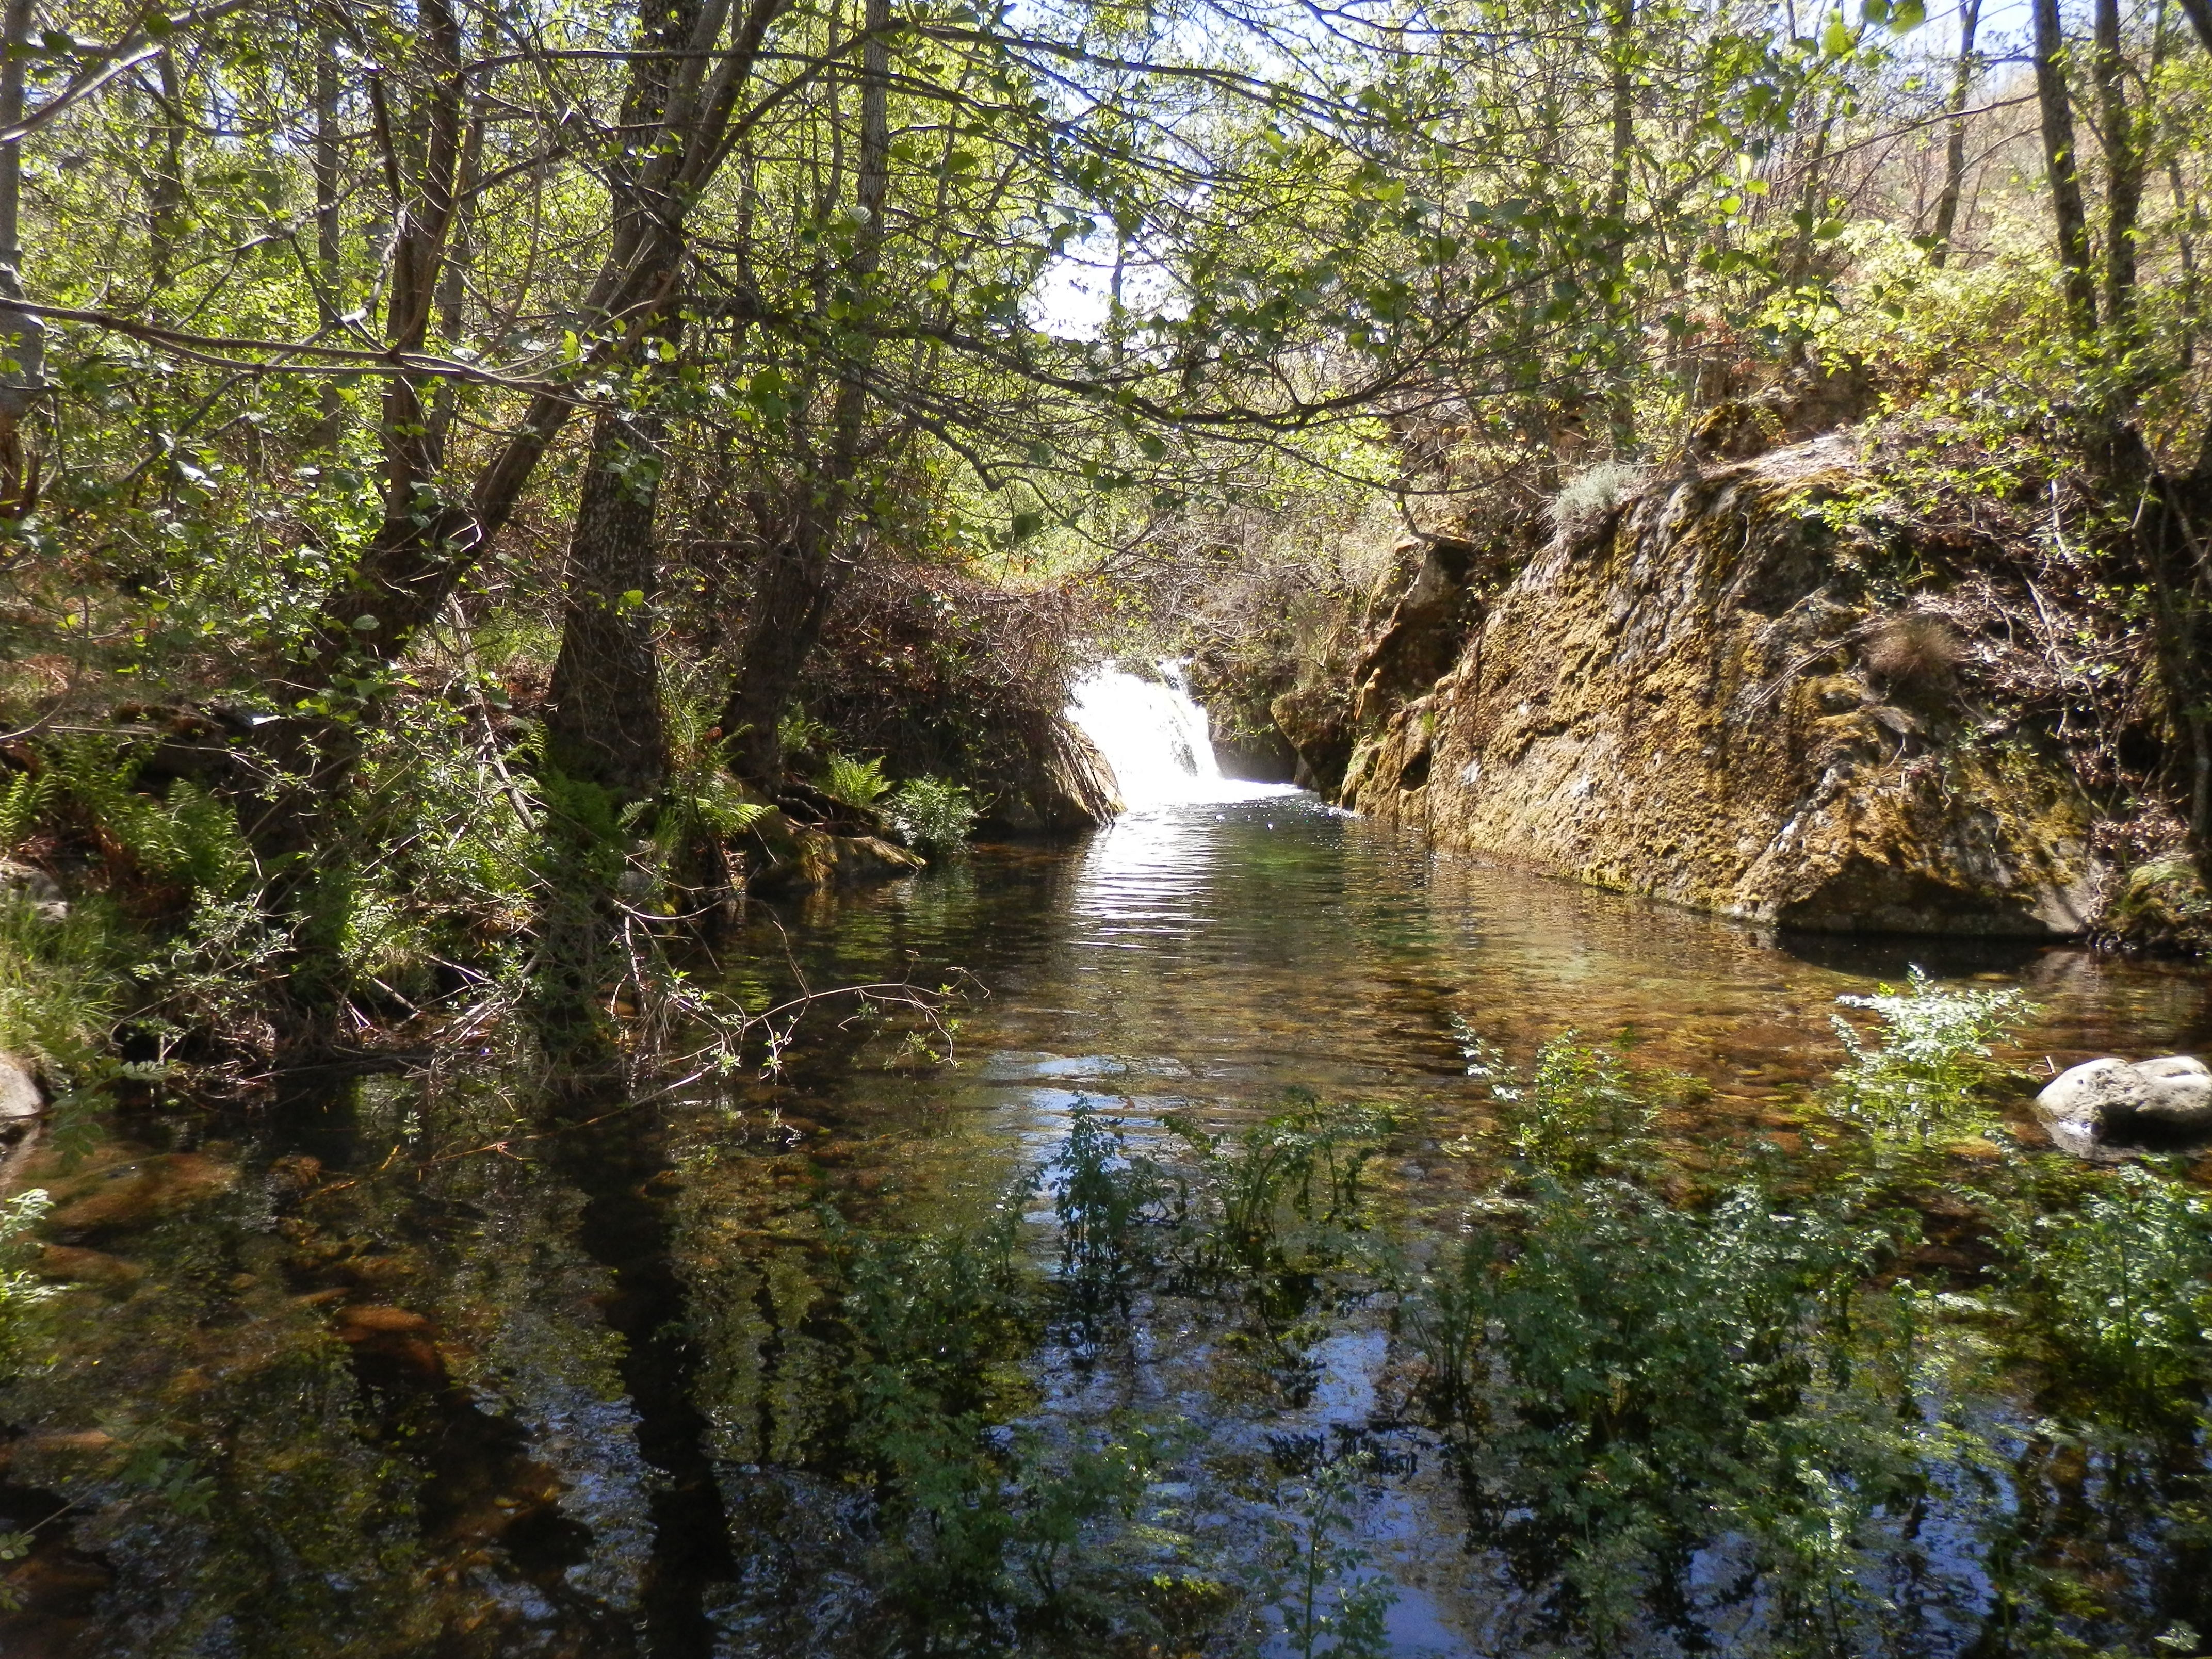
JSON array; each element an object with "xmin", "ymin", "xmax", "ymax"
[{"xmin": 1065, "ymin": 660, "xmax": 1300, "ymax": 811}]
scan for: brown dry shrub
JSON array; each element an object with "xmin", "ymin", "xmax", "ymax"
[{"xmin": 1862, "ymin": 612, "xmax": 1960, "ymax": 690}]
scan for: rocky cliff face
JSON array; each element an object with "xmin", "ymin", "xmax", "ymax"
[{"xmin": 1338, "ymin": 433, "xmax": 2097, "ymax": 936}]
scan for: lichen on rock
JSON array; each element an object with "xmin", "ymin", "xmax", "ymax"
[{"xmin": 1341, "ymin": 432, "xmax": 2097, "ymax": 937}]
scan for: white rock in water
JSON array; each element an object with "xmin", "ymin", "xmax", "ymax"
[
  {"xmin": 0, "ymin": 1052, "xmax": 42, "ymax": 1122},
  {"xmin": 2035, "ymin": 1055, "xmax": 2212, "ymax": 1152}
]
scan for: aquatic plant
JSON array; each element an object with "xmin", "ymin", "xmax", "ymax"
[
  {"xmin": 886, "ymin": 775, "xmax": 981, "ymax": 854},
  {"xmin": 2006, "ymin": 1164, "xmax": 2212, "ymax": 1402},
  {"xmin": 1264, "ymin": 1452, "xmax": 1397, "ymax": 1659},
  {"xmin": 1829, "ymin": 965, "xmax": 2034, "ymax": 1142},
  {"xmin": 1406, "ymin": 1178, "xmax": 1913, "ymax": 1645},
  {"xmin": 1165, "ymin": 1092, "xmax": 1392, "ymax": 1289},
  {"xmin": 1053, "ymin": 1101, "xmax": 1169, "ymax": 1310},
  {"xmin": 1457, "ymin": 1022, "xmax": 1658, "ymax": 1179}
]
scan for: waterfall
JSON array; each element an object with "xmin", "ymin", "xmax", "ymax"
[{"xmin": 1066, "ymin": 660, "xmax": 1299, "ymax": 811}]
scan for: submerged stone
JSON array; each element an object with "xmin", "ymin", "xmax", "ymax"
[{"xmin": 44, "ymin": 1150, "xmax": 239, "ymax": 1234}]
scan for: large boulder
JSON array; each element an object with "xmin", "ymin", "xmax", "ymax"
[
  {"xmin": 983, "ymin": 717, "xmax": 1123, "ymax": 834},
  {"xmin": 1343, "ymin": 434, "xmax": 2095, "ymax": 936},
  {"xmin": 742, "ymin": 811, "xmax": 926, "ymax": 892},
  {"xmin": 2034, "ymin": 1056, "xmax": 2212, "ymax": 1155}
]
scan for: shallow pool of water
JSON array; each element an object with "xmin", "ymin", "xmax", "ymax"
[{"xmin": 5, "ymin": 796, "xmax": 2208, "ymax": 1656}]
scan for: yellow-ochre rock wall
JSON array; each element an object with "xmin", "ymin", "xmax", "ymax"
[{"xmin": 1341, "ymin": 434, "xmax": 2096, "ymax": 935}]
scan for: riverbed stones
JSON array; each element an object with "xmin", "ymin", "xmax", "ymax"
[{"xmin": 2034, "ymin": 1055, "xmax": 2212, "ymax": 1154}]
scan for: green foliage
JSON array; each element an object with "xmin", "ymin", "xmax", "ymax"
[
  {"xmin": 654, "ymin": 678, "xmax": 769, "ymax": 867},
  {"xmin": 819, "ymin": 752, "xmax": 891, "ymax": 811},
  {"xmin": 1166, "ymin": 1092, "xmax": 1392, "ymax": 1290},
  {"xmin": 886, "ymin": 776, "xmax": 980, "ymax": 854},
  {"xmin": 2, "ymin": 738, "xmax": 252, "ymax": 900},
  {"xmin": 1054, "ymin": 1102, "xmax": 1169, "ymax": 1307},
  {"xmin": 1829, "ymin": 966, "xmax": 2034, "ymax": 1142},
  {"xmin": 0, "ymin": 1187, "xmax": 54, "ymax": 1382},
  {"xmin": 1458, "ymin": 1023, "xmax": 1659, "ymax": 1179},
  {"xmin": 2007, "ymin": 1165, "xmax": 2212, "ymax": 1402},
  {"xmin": 0, "ymin": 900, "xmax": 120, "ymax": 1093},
  {"xmin": 1263, "ymin": 1454, "xmax": 1397, "ymax": 1659},
  {"xmin": 1406, "ymin": 1178, "xmax": 1908, "ymax": 1644}
]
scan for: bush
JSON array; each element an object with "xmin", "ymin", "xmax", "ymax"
[
  {"xmin": 1457, "ymin": 1022, "xmax": 1657, "ymax": 1179},
  {"xmin": 1549, "ymin": 460, "xmax": 1647, "ymax": 543},
  {"xmin": 1406, "ymin": 1179, "xmax": 1907, "ymax": 1645},
  {"xmin": 886, "ymin": 776, "xmax": 979, "ymax": 853},
  {"xmin": 1829, "ymin": 965, "xmax": 2033, "ymax": 1142},
  {"xmin": 2007, "ymin": 1165, "xmax": 2212, "ymax": 1401}
]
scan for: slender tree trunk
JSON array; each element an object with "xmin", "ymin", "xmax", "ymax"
[
  {"xmin": 310, "ymin": 32, "xmax": 344, "ymax": 445},
  {"xmin": 1929, "ymin": 0, "xmax": 1982, "ymax": 266},
  {"xmin": 2178, "ymin": 0, "xmax": 2212, "ymax": 51},
  {"xmin": 148, "ymin": 52, "xmax": 187, "ymax": 295},
  {"xmin": 2094, "ymin": 0, "xmax": 2143, "ymax": 338},
  {"xmin": 2173, "ymin": 158, "xmax": 2201, "ymax": 369},
  {"xmin": 0, "ymin": 0, "xmax": 43, "ymax": 513},
  {"xmin": 541, "ymin": 0, "xmax": 715, "ymax": 799},
  {"xmin": 428, "ymin": 41, "xmax": 487, "ymax": 451},
  {"xmin": 2032, "ymin": 0, "xmax": 2100, "ymax": 336},
  {"xmin": 721, "ymin": 0, "xmax": 890, "ymax": 785},
  {"xmin": 1603, "ymin": 0, "xmax": 1636, "ymax": 451}
]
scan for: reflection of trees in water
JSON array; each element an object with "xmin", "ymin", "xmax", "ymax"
[{"xmin": 3, "ymin": 1074, "xmax": 663, "ymax": 1655}]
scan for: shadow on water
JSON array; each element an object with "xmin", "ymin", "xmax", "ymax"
[{"xmin": 4, "ymin": 794, "xmax": 2211, "ymax": 1654}]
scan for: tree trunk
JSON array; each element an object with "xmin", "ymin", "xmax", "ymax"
[
  {"xmin": 2179, "ymin": 0, "xmax": 2212, "ymax": 52},
  {"xmin": 540, "ymin": 0, "xmax": 712, "ymax": 800},
  {"xmin": 2032, "ymin": 0, "xmax": 2100, "ymax": 336},
  {"xmin": 148, "ymin": 51, "xmax": 186, "ymax": 295},
  {"xmin": 545, "ymin": 404, "xmax": 672, "ymax": 795},
  {"xmin": 2094, "ymin": 0, "xmax": 2142, "ymax": 338},
  {"xmin": 310, "ymin": 31, "xmax": 344, "ymax": 446},
  {"xmin": 0, "ymin": 0, "xmax": 43, "ymax": 513},
  {"xmin": 1603, "ymin": 0, "xmax": 1636, "ymax": 451},
  {"xmin": 1929, "ymin": 0, "xmax": 1981, "ymax": 267},
  {"xmin": 721, "ymin": 0, "xmax": 890, "ymax": 785}
]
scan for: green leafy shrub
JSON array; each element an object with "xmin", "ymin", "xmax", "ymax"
[
  {"xmin": 1457, "ymin": 1022, "xmax": 1657, "ymax": 1179},
  {"xmin": 1263, "ymin": 1453, "xmax": 1396, "ymax": 1659},
  {"xmin": 1054, "ymin": 1102, "xmax": 1169, "ymax": 1308},
  {"xmin": 1406, "ymin": 1179, "xmax": 1908, "ymax": 1644},
  {"xmin": 886, "ymin": 775, "xmax": 980, "ymax": 853},
  {"xmin": 1166, "ymin": 1093, "xmax": 1390, "ymax": 1298},
  {"xmin": 2007, "ymin": 1165, "xmax": 2212, "ymax": 1401},
  {"xmin": 1829, "ymin": 966, "xmax": 2034, "ymax": 1142},
  {"xmin": 819, "ymin": 752, "xmax": 890, "ymax": 810}
]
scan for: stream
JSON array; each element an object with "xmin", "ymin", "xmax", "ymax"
[{"xmin": 5, "ymin": 668, "xmax": 2211, "ymax": 1657}]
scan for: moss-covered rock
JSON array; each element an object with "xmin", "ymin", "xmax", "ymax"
[
  {"xmin": 2098, "ymin": 856, "xmax": 2212, "ymax": 956},
  {"xmin": 1344, "ymin": 433, "xmax": 2097, "ymax": 937}
]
